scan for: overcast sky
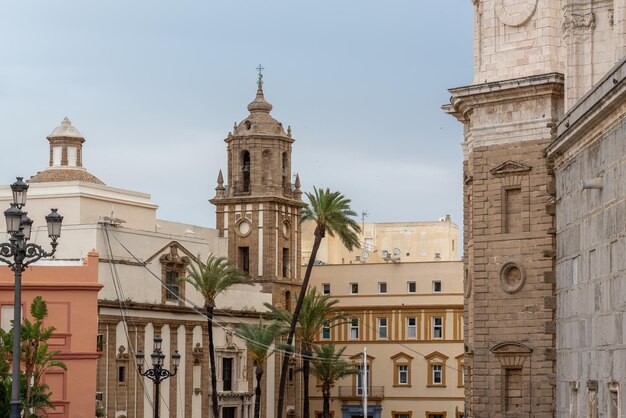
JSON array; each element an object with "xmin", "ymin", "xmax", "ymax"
[{"xmin": 0, "ymin": 1, "xmax": 473, "ymax": 230}]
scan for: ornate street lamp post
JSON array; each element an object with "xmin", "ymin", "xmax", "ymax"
[
  {"xmin": 136, "ymin": 336, "xmax": 181, "ymax": 418},
  {"xmin": 0, "ymin": 177, "xmax": 63, "ymax": 418}
]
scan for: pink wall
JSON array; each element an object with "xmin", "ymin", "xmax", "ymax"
[{"xmin": 0, "ymin": 250, "xmax": 102, "ymax": 418}]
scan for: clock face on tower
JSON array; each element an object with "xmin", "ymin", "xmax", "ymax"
[{"xmin": 495, "ymin": 0, "xmax": 537, "ymax": 27}]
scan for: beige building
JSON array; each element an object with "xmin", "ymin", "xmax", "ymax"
[
  {"xmin": 308, "ymin": 261, "xmax": 464, "ymax": 418},
  {"xmin": 302, "ymin": 217, "xmax": 459, "ymax": 266},
  {"xmin": 1, "ymin": 75, "xmax": 305, "ymax": 418},
  {"xmin": 444, "ymin": 0, "xmax": 626, "ymax": 417}
]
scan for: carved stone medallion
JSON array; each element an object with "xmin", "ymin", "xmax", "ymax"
[
  {"xmin": 499, "ymin": 261, "xmax": 526, "ymax": 294},
  {"xmin": 495, "ymin": 0, "xmax": 538, "ymax": 27}
]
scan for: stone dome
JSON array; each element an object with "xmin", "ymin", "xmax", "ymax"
[
  {"xmin": 48, "ymin": 117, "xmax": 84, "ymax": 140},
  {"xmin": 233, "ymin": 85, "xmax": 290, "ymax": 138}
]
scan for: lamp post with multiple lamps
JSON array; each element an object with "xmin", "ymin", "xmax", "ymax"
[
  {"xmin": 0, "ymin": 177, "xmax": 63, "ymax": 418},
  {"xmin": 136, "ymin": 336, "xmax": 181, "ymax": 418}
]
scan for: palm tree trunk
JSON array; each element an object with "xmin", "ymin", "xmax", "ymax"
[
  {"xmin": 322, "ymin": 388, "xmax": 331, "ymax": 418},
  {"xmin": 206, "ymin": 306, "xmax": 220, "ymax": 418},
  {"xmin": 254, "ymin": 367, "xmax": 263, "ymax": 418},
  {"xmin": 277, "ymin": 229, "xmax": 323, "ymax": 418},
  {"xmin": 302, "ymin": 347, "xmax": 311, "ymax": 418}
]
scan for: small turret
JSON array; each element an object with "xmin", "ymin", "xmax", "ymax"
[
  {"xmin": 215, "ymin": 169, "xmax": 226, "ymax": 197},
  {"xmin": 294, "ymin": 173, "xmax": 302, "ymax": 200}
]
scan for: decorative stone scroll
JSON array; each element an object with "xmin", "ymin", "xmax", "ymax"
[{"xmin": 563, "ymin": 12, "xmax": 596, "ymax": 32}]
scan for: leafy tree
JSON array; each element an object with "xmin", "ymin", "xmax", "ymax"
[
  {"xmin": 184, "ymin": 254, "xmax": 252, "ymax": 418},
  {"xmin": 267, "ymin": 289, "xmax": 345, "ymax": 418},
  {"xmin": 0, "ymin": 296, "xmax": 66, "ymax": 417},
  {"xmin": 235, "ymin": 320, "xmax": 285, "ymax": 418},
  {"xmin": 310, "ymin": 344, "xmax": 357, "ymax": 418},
  {"xmin": 277, "ymin": 187, "xmax": 360, "ymax": 418}
]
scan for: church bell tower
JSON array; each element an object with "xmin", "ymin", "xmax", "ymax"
[{"xmin": 210, "ymin": 70, "xmax": 304, "ymax": 307}]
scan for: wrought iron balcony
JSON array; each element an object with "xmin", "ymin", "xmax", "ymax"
[{"xmin": 337, "ymin": 386, "xmax": 384, "ymax": 399}]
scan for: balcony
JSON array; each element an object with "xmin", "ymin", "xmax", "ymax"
[{"xmin": 337, "ymin": 386, "xmax": 384, "ymax": 400}]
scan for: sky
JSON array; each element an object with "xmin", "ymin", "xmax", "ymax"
[{"xmin": 0, "ymin": 1, "xmax": 474, "ymax": 230}]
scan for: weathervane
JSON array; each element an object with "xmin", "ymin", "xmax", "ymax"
[{"xmin": 256, "ymin": 64, "xmax": 264, "ymax": 88}]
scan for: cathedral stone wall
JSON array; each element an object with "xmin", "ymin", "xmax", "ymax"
[{"xmin": 549, "ymin": 58, "xmax": 626, "ymax": 418}]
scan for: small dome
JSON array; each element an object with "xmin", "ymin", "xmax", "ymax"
[
  {"xmin": 29, "ymin": 168, "xmax": 105, "ymax": 185},
  {"xmin": 247, "ymin": 86, "xmax": 273, "ymax": 114},
  {"xmin": 48, "ymin": 117, "xmax": 84, "ymax": 139}
]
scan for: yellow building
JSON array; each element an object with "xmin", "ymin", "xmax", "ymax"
[
  {"xmin": 308, "ymin": 261, "xmax": 464, "ymax": 418},
  {"xmin": 301, "ymin": 217, "xmax": 460, "ymax": 266}
]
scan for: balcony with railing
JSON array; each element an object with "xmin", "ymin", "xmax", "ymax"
[{"xmin": 337, "ymin": 386, "xmax": 384, "ymax": 400}]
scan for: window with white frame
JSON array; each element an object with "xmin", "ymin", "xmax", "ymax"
[
  {"xmin": 432, "ymin": 280, "xmax": 442, "ymax": 293},
  {"xmin": 377, "ymin": 317, "xmax": 388, "ymax": 339},
  {"xmin": 433, "ymin": 316, "xmax": 443, "ymax": 339},
  {"xmin": 67, "ymin": 147, "xmax": 77, "ymax": 166},
  {"xmin": 378, "ymin": 282, "xmax": 387, "ymax": 294},
  {"xmin": 322, "ymin": 324, "xmax": 330, "ymax": 340},
  {"xmin": 350, "ymin": 283, "xmax": 359, "ymax": 294},
  {"xmin": 322, "ymin": 283, "xmax": 330, "ymax": 295},
  {"xmin": 407, "ymin": 281, "xmax": 416, "ymax": 293},
  {"xmin": 350, "ymin": 318, "xmax": 359, "ymax": 339},
  {"xmin": 432, "ymin": 364, "xmax": 443, "ymax": 385},
  {"xmin": 398, "ymin": 365, "xmax": 409, "ymax": 385},
  {"xmin": 52, "ymin": 147, "xmax": 62, "ymax": 166},
  {"xmin": 407, "ymin": 317, "xmax": 417, "ymax": 339}
]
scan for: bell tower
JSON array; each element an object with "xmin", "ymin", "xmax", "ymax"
[{"xmin": 210, "ymin": 70, "xmax": 304, "ymax": 302}]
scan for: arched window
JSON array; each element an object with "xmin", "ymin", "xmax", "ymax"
[
  {"xmin": 262, "ymin": 149, "xmax": 272, "ymax": 185},
  {"xmin": 242, "ymin": 150, "xmax": 251, "ymax": 192},
  {"xmin": 285, "ymin": 291, "xmax": 291, "ymax": 311}
]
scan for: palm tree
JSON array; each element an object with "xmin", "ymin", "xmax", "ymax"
[
  {"xmin": 185, "ymin": 255, "xmax": 252, "ymax": 418},
  {"xmin": 277, "ymin": 187, "xmax": 360, "ymax": 418},
  {"xmin": 267, "ymin": 288, "xmax": 344, "ymax": 418},
  {"xmin": 310, "ymin": 344, "xmax": 357, "ymax": 418},
  {"xmin": 235, "ymin": 320, "xmax": 285, "ymax": 418}
]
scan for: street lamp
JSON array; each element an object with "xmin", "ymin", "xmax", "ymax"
[
  {"xmin": 136, "ymin": 336, "xmax": 181, "ymax": 418},
  {"xmin": 0, "ymin": 177, "xmax": 63, "ymax": 418}
]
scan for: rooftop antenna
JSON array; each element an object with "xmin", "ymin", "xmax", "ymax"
[{"xmin": 361, "ymin": 210, "xmax": 369, "ymax": 233}]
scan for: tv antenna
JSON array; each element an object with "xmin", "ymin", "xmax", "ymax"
[{"xmin": 361, "ymin": 210, "xmax": 369, "ymax": 232}]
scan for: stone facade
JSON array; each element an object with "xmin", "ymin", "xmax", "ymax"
[
  {"xmin": 547, "ymin": 58, "xmax": 626, "ymax": 418},
  {"xmin": 445, "ymin": 0, "xmax": 626, "ymax": 416},
  {"xmin": 307, "ymin": 261, "xmax": 465, "ymax": 418}
]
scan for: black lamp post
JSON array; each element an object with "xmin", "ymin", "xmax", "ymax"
[
  {"xmin": 136, "ymin": 336, "xmax": 181, "ymax": 418},
  {"xmin": 0, "ymin": 177, "xmax": 63, "ymax": 418}
]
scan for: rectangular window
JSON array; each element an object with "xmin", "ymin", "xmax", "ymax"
[
  {"xmin": 322, "ymin": 283, "xmax": 331, "ymax": 295},
  {"xmin": 394, "ymin": 414, "xmax": 410, "ymax": 418},
  {"xmin": 505, "ymin": 368, "xmax": 523, "ymax": 412},
  {"xmin": 67, "ymin": 147, "xmax": 77, "ymax": 166},
  {"xmin": 428, "ymin": 415, "xmax": 444, "ymax": 418},
  {"xmin": 239, "ymin": 247, "xmax": 250, "ymax": 274},
  {"xmin": 432, "ymin": 281, "xmax": 442, "ymax": 293},
  {"xmin": 407, "ymin": 281, "xmax": 416, "ymax": 293},
  {"xmin": 350, "ymin": 283, "xmax": 359, "ymax": 294},
  {"xmin": 407, "ymin": 317, "xmax": 417, "ymax": 339},
  {"xmin": 432, "ymin": 365, "xmax": 442, "ymax": 385},
  {"xmin": 350, "ymin": 318, "xmax": 359, "ymax": 339},
  {"xmin": 223, "ymin": 407, "xmax": 236, "ymax": 418},
  {"xmin": 378, "ymin": 282, "xmax": 387, "ymax": 294},
  {"xmin": 322, "ymin": 324, "xmax": 330, "ymax": 340},
  {"xmin": 377, "ymin": 317, "xmax": 388, "ymax": 339},
  {"xmin": 398, "ymin": 365, "xmax": 408, "ymax": 385},
  {"xmin": 53, "ymin": 146, "xmax": 62, "ymax": 166},
  {"xmin": 1, "ymin": 305, "xmax": 16, "ymax": 331},
  {"xmin": 356, "ymin": 364, "xmax": 370, "ymax": 395},
  {"xmin": 165, "ymin": 271, "xmax": 179, "ymax": 301},
  {"xmin": 222, "ymin": 357, "xmax": 233, "ymax": 391},
  {"xmin": 433, "ymin": 316, "xmax": 443, "ymax": 339},
  {"xmin": 503, "ymin": 187, "xmax": 522, "ymax": 233},
  {"xmin": 118, "ymin": 366, "xmax": 126, "ymax": 383},
  {"xmin": 282, "ymin": 248, "xmax": 289, "ymax": 277},
  {"xmin": 96, "ymin": 334, "xmax": 104, "ymax": 352}
]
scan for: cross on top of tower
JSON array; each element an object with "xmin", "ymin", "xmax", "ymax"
[{"xmin": 256, "ymin": 64, "xmax": 264, "ymax": 88}]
